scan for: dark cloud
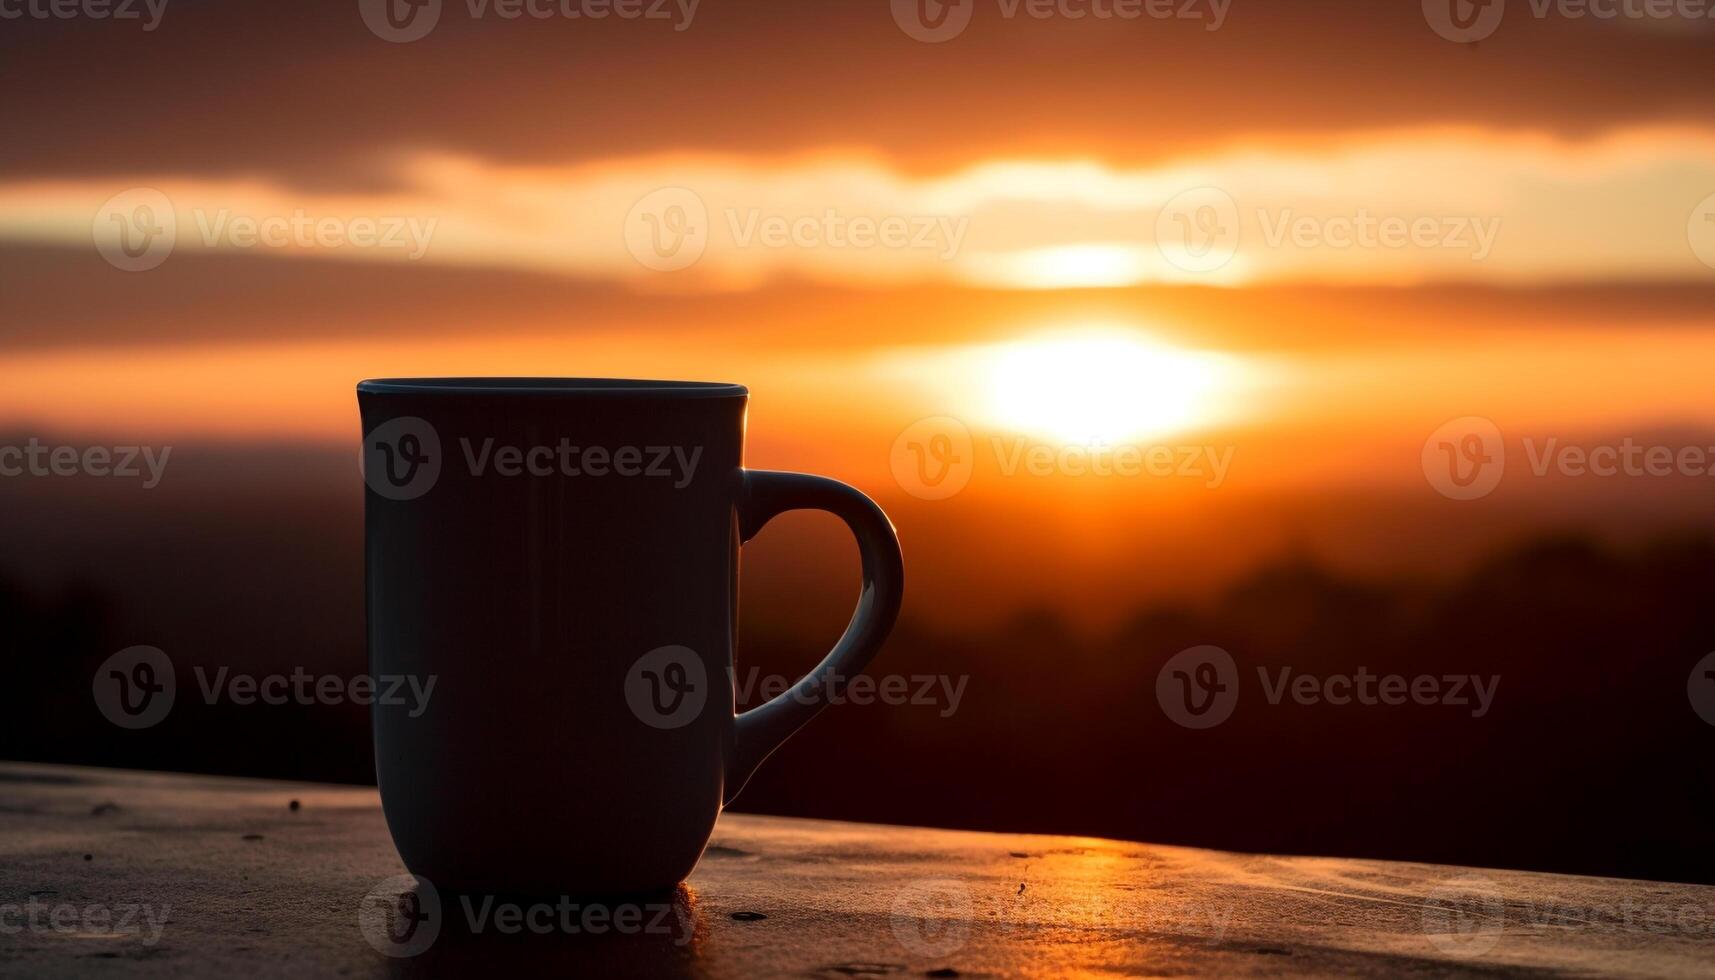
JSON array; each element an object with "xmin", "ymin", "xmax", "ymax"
[
  {"xmin": 1, "ymin": 0, "xmax": 1711, "ymax": 189},
  {"xmin": 5, "ymin": 243, "xmax": 1714, "ymax": 353}
]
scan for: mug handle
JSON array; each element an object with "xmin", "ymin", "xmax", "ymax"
[{"xmin": 724, "ymin": 469, "xmax": 905, "ymax": 804}]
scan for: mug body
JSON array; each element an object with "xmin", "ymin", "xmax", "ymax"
[{"xmin": 358, "ymin": 378, "xmax": 746, "ymax": 896}]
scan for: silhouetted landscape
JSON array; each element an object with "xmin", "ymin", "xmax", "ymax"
[{"xmin": 8, "ymin": 495, "xmax": 1712, "ymax": 885}]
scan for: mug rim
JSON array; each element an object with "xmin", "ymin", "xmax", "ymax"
[{"xmin": 358, "ymin": 377, "xmax": 748, "ymax": 398}]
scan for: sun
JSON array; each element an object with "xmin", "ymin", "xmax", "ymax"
[{"xmin": 982, "ymin": 329, "xmax": 1238, "ymax": 446}]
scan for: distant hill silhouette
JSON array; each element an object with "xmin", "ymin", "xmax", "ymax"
[{"xmin": 6, "ymin": 529, "xmax": 1714, "ymax": 884}]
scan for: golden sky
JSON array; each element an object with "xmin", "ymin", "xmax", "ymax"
[
  {"xmin": 6, "ymin": 124, "xmax": 1715, "ymax": 288},
  {"xmin": 4, "ymin": 0, "xmax": 1715, "ymax": 625}
]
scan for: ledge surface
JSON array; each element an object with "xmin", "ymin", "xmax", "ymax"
[{"xmin": 2, "ymin": 762, "xmax": 1712, "ymax": 978}]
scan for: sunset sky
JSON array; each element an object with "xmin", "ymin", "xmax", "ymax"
[{"xmin": 4, "ymin": 0, "xmax": 1715, "ymax": 628}]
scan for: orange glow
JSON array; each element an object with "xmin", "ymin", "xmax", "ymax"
[
  {"xmin": 5, "ymin": 125, "xmax": 1715, "ymax": 289},
  {"xmin": 6, "ymin": 123, "xmax": 1715, "ymax": 632},
  {"xmin": 979, "ymin": 330, "xmax": 1247, "ymax": 445}
]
